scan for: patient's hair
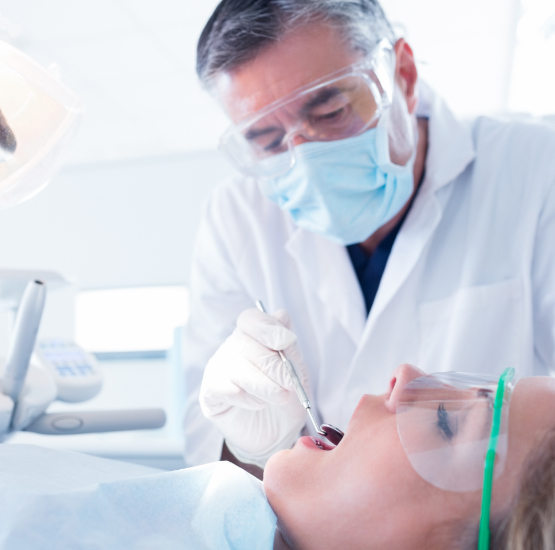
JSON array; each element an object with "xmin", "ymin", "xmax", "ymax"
[
  {"xmin": 432, "ymin": 429, "xmax": 555, "ymax": 550},
  {"xmin": 498, "ymin": 427, "xmax": 555, "ymax": 550},
  {"xmin": 196, "ymin": 0, "xmax": 395, "ymax": 88}
]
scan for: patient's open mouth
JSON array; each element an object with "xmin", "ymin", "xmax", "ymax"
[
  {"xmin": 299, "ymin": 435, "xmax": 336, "ymax": 451},
  {"xmin": 310, "ymin": 436, "xmax": 335, "ymax": 451}
]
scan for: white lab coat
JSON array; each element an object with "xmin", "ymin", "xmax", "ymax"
[{"xmin": 183, "ymin": 82, "xmax": 555, "ymax": 466}]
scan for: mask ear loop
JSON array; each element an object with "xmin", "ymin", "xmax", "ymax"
[{"xmin": 477, "ymin": 367, "xmax": 515, "ymax": 550}]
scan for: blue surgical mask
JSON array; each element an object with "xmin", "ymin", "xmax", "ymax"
[{"xmin": 258, "ymin": 123, "xmax": 416, "ymax": 245}]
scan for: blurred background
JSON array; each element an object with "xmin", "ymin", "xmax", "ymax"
[{"xmin": 0, "ymin": 0, "xmax": 553, "ymax": 468}]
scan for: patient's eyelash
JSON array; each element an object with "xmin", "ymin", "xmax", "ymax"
[{"xmin": 436, "ymin": 403, "xmax": 457, "ymax": 441}]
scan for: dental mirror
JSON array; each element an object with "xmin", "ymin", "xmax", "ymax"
[
  {"xmin": 321, "ymin": 423, "xmax": 344, "ymax": 445},
  {"xmin": 255, "ymin": 300, "xmax": 345, "ymax": 446}
]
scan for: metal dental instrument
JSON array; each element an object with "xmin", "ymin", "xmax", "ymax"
[{"xmin": 255, "ymin": 300, "xmax": 344, "ymax": 445}]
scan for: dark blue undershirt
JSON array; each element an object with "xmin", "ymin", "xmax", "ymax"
[
  {"xmin": 347, "ymin": 210, "xmax": 409, "ymax": 316},
  {"xmin": 347, "ymin": 120, "xmax": 427, "ymax": 316}
]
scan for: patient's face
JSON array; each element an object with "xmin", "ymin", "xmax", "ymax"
[{"xmin": 264, "ymin": 365, "xmax": 555, "ymax": 550}]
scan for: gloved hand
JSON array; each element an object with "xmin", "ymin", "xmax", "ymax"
[{"xmin": 200, "ymin": 308, "xmax": 310, "ymax": 469}]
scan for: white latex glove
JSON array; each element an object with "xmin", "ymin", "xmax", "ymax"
[{"xmin": 200, "ymin": 308, "xmax": 310, "ymax": 468}]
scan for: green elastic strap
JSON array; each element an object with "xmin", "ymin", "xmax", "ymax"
[{"xmin": 477, "ymin": 367, "xmax": 515, "ymax": 550}]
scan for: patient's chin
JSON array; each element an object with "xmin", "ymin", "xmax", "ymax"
[
  {"xmin": 265, "ymin": 443, "xmax": 300, "ymax": 478},
  {"xmin": 263, "ymin": 448, "xmax": 299, "ymax": 517},
  {"xmin": 264, "ymin": 442, "xmax": 324, "ymax": 548},
  {"xmin": 263, "ymin": 449, "xmax": 287, "ymax": 496}
]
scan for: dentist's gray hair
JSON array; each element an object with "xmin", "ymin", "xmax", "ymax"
[{"xmin": 196, "ymin": 0, "xmax": 395, "ymax": 88}]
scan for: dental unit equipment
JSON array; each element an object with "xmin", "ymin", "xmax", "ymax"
[
  {"xmin": 0, "ymin": 279, "xmax": 166, "ymax": 439},
  {"xmin": 0, "ymin": 43, "xmax": 165, "ymax": 441},
  {"xmin": 255, "ymin": 300, "xmax": 344, "ymax": 445},
  {"xmin": 2, "ymin": 280, "xmax": 45, "ymax": 404}
]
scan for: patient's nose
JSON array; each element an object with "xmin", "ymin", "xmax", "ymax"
[{"xmin": 384, "ymin": 364, "xmax": 426, "ymax": 413}]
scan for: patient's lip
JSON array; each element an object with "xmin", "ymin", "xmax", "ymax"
[{"xmin": 300, "ymin": 435, "xmax": 335, "ymax": 451}]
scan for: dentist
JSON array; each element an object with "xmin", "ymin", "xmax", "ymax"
[{"xmin": 184, "ymin": 0, "xmax": 555, "ymax": 475}]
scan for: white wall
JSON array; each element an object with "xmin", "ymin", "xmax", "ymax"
[
  {"xmin": 0, "ymin": 0, "xmax": 535, "ymax": 295},
  {"xmin": 381, "ymin": 0, "xmax": 521, "ymax": 116},
  {"xmin": 0, "ymin": 150, "xmax": 236, "ymax": 289}
]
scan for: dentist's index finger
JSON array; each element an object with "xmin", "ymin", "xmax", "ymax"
[{"xmin": 237, "ymin": 308, "xmax": 297, "ymax": 351}]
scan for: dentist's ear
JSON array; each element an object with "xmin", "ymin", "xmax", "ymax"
[
  {"xmin": 384, "ymin": 363, "xmax": 426, "ymax": 413},
  {"xmin": 394, "ymin": 39, "xmax": 418, "ymax": 114}
]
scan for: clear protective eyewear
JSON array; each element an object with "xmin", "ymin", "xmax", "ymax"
[
  {"xmin": 219, "ymin": 38, "xmax": 395, "ymax": 178},
  {"xmin": 396, "ymin": 369, "xmax": 518, "ymax": 493},
  {"xmin": 396, "ymin": 368, "xmax": 517, "ymax": 550},
  {"xmin": 0, "ymin": 40, "xmax": 82, "ymax": 210},
  {"xmin": 477, "ymin": 368, "xmax": 515, "ymax": 550}
]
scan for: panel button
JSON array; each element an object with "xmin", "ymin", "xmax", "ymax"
[{"xmin": 52, "ymin": 416, "xmax": 83, "ymax": 432}]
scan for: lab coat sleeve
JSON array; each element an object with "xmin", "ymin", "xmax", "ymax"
[
  {"xmin": 532, "ymin": 176, "xmax": 555, "ymax": 375},
  {"xmin": 182, "ymin": 179, "xmax": 256, "ymax": 466}
]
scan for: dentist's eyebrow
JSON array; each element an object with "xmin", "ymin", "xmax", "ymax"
[
  {"xmin": 243, "ymin": 85, "xmax": 355, "ymax": 141},
  {"xmin": 244, "ymin": 125, "xmax": 283, "ymax": 141},
  {"xmin": 300, "ymin": 87, "xmax": 343, "ymax": 115}
]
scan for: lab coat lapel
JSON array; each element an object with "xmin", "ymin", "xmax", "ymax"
[
  {"xmin": 285, "ymin": 228, "xmax": 366, "ymax": 344},
  {"xmin": 358, "ymin": 81, "xmax": 477, "ymax": 348},
  {"xmin": 366, "ymin": 184, "xmax": 444, "ymax": 327},
  {"xmin": 287, "ymin": 82, "xmax": 475, "ymax": 354}
]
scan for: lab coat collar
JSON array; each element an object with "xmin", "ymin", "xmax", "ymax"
[
  {"xmin": 355, "ymin": 81, "xmax": 475, "ymax": 344},
  {"xmin": 417, "ymin": 80, "xmax": 476, "ymax": 193},
  {"xmin": 285, "ymin": 227, "xmax": 367, "ymax": 344},
  {"xmin": 284, "ymin": 82, "xmax": 475, "ymax": 346}
]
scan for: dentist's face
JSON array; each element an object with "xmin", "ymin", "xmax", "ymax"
[
  {"xmin": 215, "ymin": 22, "xmax": 418, "ymax": 166},
  {"xmin": 264, "ymin": 365, "xmax": 555, "ymax": 550}
]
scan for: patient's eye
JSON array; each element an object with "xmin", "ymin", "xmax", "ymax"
[{"xmin": 436, "ymin": 403, "xmax": 458, "ymax": 441}]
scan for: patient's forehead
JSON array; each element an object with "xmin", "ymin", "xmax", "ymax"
[
  {"xmin": 511, "ymin": 377, "xmax": 555, "ymax": 426},
  {"xmin": 506, "ymin": 378, "xmax": 555, "ymax": 469}
]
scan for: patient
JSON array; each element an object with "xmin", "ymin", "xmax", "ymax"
[
  {"xmin": 1, "ymin": 364, "xmax": 554, "ymax": 550},
  {"xmin": 265, "ymin": 364, "xmax": 555, "ymax": 550}
]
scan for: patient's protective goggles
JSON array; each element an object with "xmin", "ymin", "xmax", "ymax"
[
  {"xmin": 219, "ymin": 39, "xmax": 395, "ymax": 178},
  {"xmin": 396, "ymin": 369, "xmax": 518, "ymax": 493},
  {"xmin": 395, "ymin": 369, "xmax": 516, "ymax": 550}
]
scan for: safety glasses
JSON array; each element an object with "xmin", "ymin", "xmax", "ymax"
[
  {"xmin": 396, "ymin": 368, "xmax": 517, "ymax": 549},
  {"xmin": 219, "ymin": 38, "xmax": 395, "ymax": 178},
  {"xmin": 477, "ymin": 368, "xmax": 515, "ymax": 550}
]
